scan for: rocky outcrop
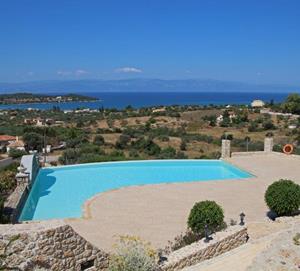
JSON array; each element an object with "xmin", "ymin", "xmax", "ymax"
[{"xmin": 247, "ymin": 217, "xmax": 300, "ymax": 271}]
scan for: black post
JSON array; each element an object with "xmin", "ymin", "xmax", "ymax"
[
  {"xmin": 239, "ymin": 212, "xmax": 246, "ymax": 226},
  {"xmin": 204, "ymin": 224, "xmax": 210, "ymax": 243}
]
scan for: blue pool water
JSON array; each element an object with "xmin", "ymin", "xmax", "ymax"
[{"xmin": 19, "ymin": 160, "xmax": 252, "ymax": 221}]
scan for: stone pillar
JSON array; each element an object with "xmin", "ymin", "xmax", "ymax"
[
  {"xmin": 221, "ymin": 139, "xmax": 231, "ymax": 158},
  {"xmin": 264, "ymin": 137, "xmax": 273, "ymax": 153},
  {"xmin": 15, "ymin": 164, "xmax": 29, "ymax": 187},
  {"xmin": 16, "ymin": 173, "xmax": 29, "ymax": 187}
]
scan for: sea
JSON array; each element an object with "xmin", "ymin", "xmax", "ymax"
[{"xmin": 0, "ymin": 92, "xmax": 290, "ymax": 110}]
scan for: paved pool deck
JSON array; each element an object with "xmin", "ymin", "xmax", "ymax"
[{"xmin": 66, "ymin": 152, "xmax": 300, "ymax": 251}]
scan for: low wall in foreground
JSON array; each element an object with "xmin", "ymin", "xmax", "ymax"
[
  {"xmin": 161, "ymin": 226, "xmax": 248, "ymax": 271},
  {"xmin": 0, "ymin": 220, "xmax": 248, "ymax": 271},
  {"xmin": 0, "ymin": 220, "xmax": 109, "ymax": 271}
]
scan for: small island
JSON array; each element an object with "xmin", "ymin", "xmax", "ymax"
[{"xmin": 0, "ymin": 93, "xmax": 97, "ymax": 105}]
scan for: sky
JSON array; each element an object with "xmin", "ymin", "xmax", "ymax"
[{"xmin": 0, "ymin": 0, "xmax": 300, "ymax": 85}]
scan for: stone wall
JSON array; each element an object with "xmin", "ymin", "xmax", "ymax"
[
  {"xmin": 0, "ymin": 221, "xmax": 248, "ymax": 270},
  {"xmin": 161, "ymin": 226, "xmax": 248, "ymax": 271},
  {"xmin": 221, "ymin": 139, "xmax": 231, "ymax": 158},
  {"xmin": 4, "ymin": 154, "xmax": 40, "ymax": 223},
  {"xmin": 231, "ymin": 151, "xmax": 271, "ymax": 157},
  {"xmin": 3, "ymin": 182, "xmax": 28, "ymax": 222},
  {"xmin": 264, "ymin": 137, "xmax": 274, "ymax": 153},
  {"xmin": 0, "ymin": 220, "xmax": 109, "ymax": 271}
]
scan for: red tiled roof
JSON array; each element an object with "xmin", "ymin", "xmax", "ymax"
[{"xmin": 0, "ymin": 135, "xmax": 16, "ymax": 141}]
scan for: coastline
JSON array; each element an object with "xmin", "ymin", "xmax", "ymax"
[{"xmin": 0, "ymin": 92, "xmax": 289, "ymax": 111}]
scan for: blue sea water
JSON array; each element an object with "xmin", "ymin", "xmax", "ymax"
[
  {"xmin": 19, "ymin": 160, "xmax": 252, "ymax": 221},
  {"xmin": 0, "ymin": 92, "xmax": 289, "ymax": 110}
]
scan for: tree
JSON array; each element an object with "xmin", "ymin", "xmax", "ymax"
[
  {"xmin": 116, "ymin": 134, "xmax": 131, "ymax": 149},
  {"xmin": 9, "ymin": 149, "xmax": 27, "ymax": 159},
  {"xmin": 203, "ymin": 115, "xmax": 217, "ymax": 127},
  {"xmin": 132, "ymin": 138, "xmax": 161, "ymax": 156},
  {"xmin": 93, "ymin": 135, "xmax": 105, "ymax": 146},
  {"xmin": 23, "ymin": 132, "xmax": 43, "ymax": 151},
  {"xmin": 180, "ymin": 139, "xmax": 187, "ymax": 151},
  {"xmin": 281, "ymin": 93, "xmax": 300, "ymax": 114},
  {"xmin": 263, "ymin": 120, "xmax": 276, "ymax": 130},
  {"xmin": 59, "ymin": 149, "xmax": 79, "ymax": 165}
]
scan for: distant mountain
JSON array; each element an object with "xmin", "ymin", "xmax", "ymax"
[{"xmin": 0, "ymin": 79, "xmax": 298, "ymax": 93}]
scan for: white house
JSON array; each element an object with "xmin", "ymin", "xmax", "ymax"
[
  {"xmin": 6, "ymin": 137, "xmax": 25, "ymax": 153},
  {"xmin": 251, "ymin": 100, "xmax": 265, "ymax": 108},
  {"xmin": 0, "ymin": 135, "xmax": 16, "ymax": 151},
  {"xmin": 288, "ymin": 124, "xmax": 297, "ymax": 129},
  {"xmin": 216, "ymin": 114, "xmax": 223, "ymax": 125}
]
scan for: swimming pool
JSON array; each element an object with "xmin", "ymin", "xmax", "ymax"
[{"xmin": 19, "ymin": 160, "xmax": 252, "ymax": 221}]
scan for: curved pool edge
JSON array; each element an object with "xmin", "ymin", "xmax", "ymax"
[
  {"xmin": 19, "ymin": 159, "xmax": 253, "ymax": 222},
  {"xmin": 76, "ymin": 175, "xmax": 256, "ymax": 222}
]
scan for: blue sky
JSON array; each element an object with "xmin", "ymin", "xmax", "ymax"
[{"xmin": 0, "ymin": 0, "xmax": 299, "ymax": 84}]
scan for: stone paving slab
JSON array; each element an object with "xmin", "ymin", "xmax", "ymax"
[{"xmin": 67, "ymin": 153, "xmax": 300, "ymax": 251}]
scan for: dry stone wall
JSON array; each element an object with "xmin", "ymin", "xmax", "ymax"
[
  {"xmin": 162, "ymin": 226, "xmax": 248, "ymax": 271},
  {"xmin": 0, "ymin": 220, "xmax": 109, "ymax": 271},
  {"xmin": 0, "ymin": 220, "xmax": 248, "ymax": 271}
]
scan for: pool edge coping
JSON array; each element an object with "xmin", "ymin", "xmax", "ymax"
[{"xmin": 20, "ymin": 159, "xmax": 254, "ymax": 222}]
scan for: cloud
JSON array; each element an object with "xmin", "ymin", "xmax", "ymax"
[
  {"xmin": 57, "ymin": 70, "xmax": 72, "ymax": 76},
  {"xmin": 27, "ymin": 71, "xmax": 35, "ymax": 76},
  {"xmin": 57, "ymin": 69, "xmax": 89, "ymax": 76},
  {"xmin": 256, "ymin": 72, "xmax": 263, "ymax": 76},
  {"xmin": 115, "ymin": 67, "xmax": 142, "ymax": 73},
  {"xmin": 75, "ymin": 69, "xmax": 89, "ymax": 76}
]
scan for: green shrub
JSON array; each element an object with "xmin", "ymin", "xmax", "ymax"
[
  {"xmin": 248, "ymin": 121, "xmax": 258, "ymax": 132},
  {"xmin": 188, "ymin": 200, "xmax": 225, "ymax": 234},
  {"xmin": 180, "ymin": 139, "xmax": 187, "ymax": 151},
  {"xmin": 164, "ymin": 230, "xmax": 201, "ymax": 253},
  {"xmin": 108, "ymin": 236, "xmax": 158, "ymax": 271},
  {"xmin": 157, "ymin": 147, "xmax": 176, "ymax": 159},
  {"xmin": 23, "ymin": 132, "xmax": 43, "ymax": 151},
  {"xmin": 157, "ymin": 135, "xmax": 169, "ymax": 142},
  {"xmin": 93, "ymin": 135, "xmax": 105, "ymax": 146},
  {"xmin": 263, "ymin": 120, "xmax": 276, "ymax": 130},
  {"xmin": 0, "ymin": 170, "xmax": 17, "ymax": 197},
  {"xmin": 8, "ymin": 148, "xmax": 27, "ymax": 159},
  {"xmin": 78, "ymin": 153, "xmax": 104, "ymax": 164},
  {"xmin": 116, "ymin": 134, "xmax": 131, "ymax": 149},
  {"xmin": 293, "ymin": 233, "xmax": 300, "ymax": 246},
  {"xmin": 265, "ymin": 179, "xmax": 300, "ymax": 216},
  {"xmin": 59, "ymin": 149, "xmax": 79, "ymax": 165}
]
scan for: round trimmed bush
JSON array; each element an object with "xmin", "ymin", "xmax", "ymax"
[
  {"xmin": 187, "ymin": 200, "xmax": 224, "ymax": 234},
  {"xmin": 265, "ymin": 179, "xmax": 300, "ymax": 216}
]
